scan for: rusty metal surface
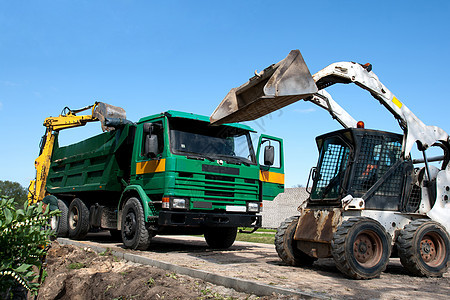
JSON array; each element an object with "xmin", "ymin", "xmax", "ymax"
[
  {"xmin": 210, "ymin": 50, "xmax": 317, "ymax": 125},
  {"xmin": 94, "ymin": 102, "xmax": 127, "ymax": 132},
  {"xmin": 294, "ymin": 208, "xmax": 342, "ymax": 243}
]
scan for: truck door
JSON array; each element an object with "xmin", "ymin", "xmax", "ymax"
[
  {"xmin": 134, "ymin": 120, "xmax": 166, "ymax": 193},
  {"xmin": 256, "ymin": 135, "xmax": 284, "ymax": 200}
]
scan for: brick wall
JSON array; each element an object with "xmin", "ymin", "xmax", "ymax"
[{"xmin": 261, "ymin": 187, "xmax": 309, "ymax": 229}]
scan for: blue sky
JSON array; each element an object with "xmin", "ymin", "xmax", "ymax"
[{"xmin": 1, "ymin": 1, "xmax": 449, "ymax": 189}]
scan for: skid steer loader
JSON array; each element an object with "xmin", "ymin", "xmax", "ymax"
[{"xmin": 210, "ymin": 50, "xmax": 450, "ymax": 279}]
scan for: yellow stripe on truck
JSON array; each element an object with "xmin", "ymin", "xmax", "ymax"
[
  {"xmin": 259, "ymin": 170, "xmax": 284, "ymax": 184},
  {"xmin": 136, "ymin": 159, "xmax": 166, "ymax": 175}
]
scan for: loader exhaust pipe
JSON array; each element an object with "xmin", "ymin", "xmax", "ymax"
[{"xmin": 210, "ymin": 50, "xmax": 318, "ymax": 125}]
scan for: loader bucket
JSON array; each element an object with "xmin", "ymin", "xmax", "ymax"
[
  {"xmin": 210, "ymin": 50, "xmax": 318, "ymax": 125},
  {"xmin": 94, "ymin": 102, "xmax": 127, "ymax": 132}
]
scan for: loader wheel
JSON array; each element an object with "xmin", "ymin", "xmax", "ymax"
[
  {"xmin": 397, "ymin": 219, "xmax": 449, "ymax": 277},
  {"xmin": 68, "ymin": 198, "xmax": 90, "ymax": 240},
  {"xmin": 53, "ymin": 199, "xmax": 69, "ymax": 237},
  {"xmin": 275, "ymin": 216, "xmax": 316, "ymax": 266},
  {"xmin": 331, "ymin": 217, "xmax": 391, "ymax": 279},
  {"xmin": 121, "ymin": 197, "xmax": 151, "ymax": 250},
  {"xmin": 204, "ymin": 227, "xmax": 237, "ymax": 249}
]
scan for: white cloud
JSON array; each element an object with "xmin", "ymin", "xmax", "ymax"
[
  {"xmin": 1, "ymin": 80, "xmax": 18, "ymax": 87},
  {"xmin": 0, "ymin": 101, "xmax": 3, "ymax": 111},
  {"xmin": 294, "ymin": 108, "xmax": 316, "ymax": 113}
]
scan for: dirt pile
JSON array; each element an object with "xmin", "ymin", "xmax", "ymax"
[{"xmin": 37, "ymin": 242, "xmax": 296, "ymax": 300}]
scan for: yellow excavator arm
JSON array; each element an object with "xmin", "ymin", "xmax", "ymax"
[{"xmin": 28, "ymin": 102, "xmax": 126, "ymax": 204}]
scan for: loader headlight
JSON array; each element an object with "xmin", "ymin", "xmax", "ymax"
[{"xmin": 247, "ymin": 202, "xmax": 260, "ymax": 212}]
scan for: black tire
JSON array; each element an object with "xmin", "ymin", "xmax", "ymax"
[
  {"xmin": 68, "ymin": 198, "xmax": 90, "ymax": 239},
  {"xmin": 331, "ymin": 217, "xmax": 391, "ymax": 279},
  {"xmin": 204, "ymin": 227, "xmax": 237, "ymax": 249},
  {"xmin": 109, "ymin": 229, "xmax": 122, "ymax": 241},
  {"xmin": 275, "ymin": 216, "xmax": 317, "ymax": 266},
  {"xmin": 121, "ymin": 197, "xmax": 151, "ymax": 250},
  {"xmin": 54, "ymin": 199, "xmax": 69, "ymax": 237},
  {"xmin": 397, "ymin": 219, "xmax": 449, "ymax": 277}
]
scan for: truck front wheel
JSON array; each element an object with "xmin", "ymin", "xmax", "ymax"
[
  {"xmin": 68, "ymin": 198, "xmax": 90, "ymax": 240},
  {"xmin": 204, "ymin": 227, "xmax": 237, "ymax": 249},
  {"xmin": 121, "ymin": 197, "xmax": 151, "ymax": 250}
]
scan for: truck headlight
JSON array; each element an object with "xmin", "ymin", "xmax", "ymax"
[
  {"xmin": 163, "ymin": 197, "xmax": 190, "ymax": 210},
  {"xmin": 247, "ymin": 202, "xmax": 260, "ymax": 212},
  {"xmin": 172, "ymin": 198, "xmax": 188, "ymax": 209}
]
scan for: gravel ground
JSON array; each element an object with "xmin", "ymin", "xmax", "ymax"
[{"xmin": 52, "ymin": 232, "xmax": 450, "ymax": 299}]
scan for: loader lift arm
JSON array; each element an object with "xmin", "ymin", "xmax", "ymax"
[{"xmin": 28, "ymin": 102, "xmax": 126, "ymax": 204}]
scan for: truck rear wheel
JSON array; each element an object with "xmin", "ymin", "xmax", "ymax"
[
  {"xmin": 204, "ymin": 227, "xmax": 237, "ymax": 249},
  {"xmin": 331, "ymin": 217, "xmax": 391, "ymax": 279},
  {"xmin": 53, "ymin": 199, "xmax": 69, "ymax": 237},
  {"xmin": 397, "ymin": 219, "xmax": 449, "ymax": 277},
  {"xmin": 275, "ymin": 216, "xmax": 316, "ymax": 266},
  {"xmin": 68, "ymin": 198, "xmax": 90, "ymax": 240},
  {"xmin": 121, "ymin": 197, "xmax": 151, "ymax": 250}
]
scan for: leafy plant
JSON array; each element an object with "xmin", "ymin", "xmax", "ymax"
[
  {"xmin": 0, "ymin": 193, "xmax": 59, "ymax": 298},
  {"xmin": 67, "ymin": 262, "xmax": 86, "ymax": 270},
  {"xmin": 147, "ymin": 277, "xmax": 155, "ymax": 287}
]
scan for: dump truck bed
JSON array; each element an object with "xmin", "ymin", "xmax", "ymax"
[{"xmin": 46, "ymin": 124, "xmax": 134, "ymax": 194}]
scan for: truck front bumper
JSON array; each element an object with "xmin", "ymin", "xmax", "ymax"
[{"xmin": 157, "ymin": 211, "xmax": 261, "ymax": 228}]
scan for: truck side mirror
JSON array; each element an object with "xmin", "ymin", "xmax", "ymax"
[
  {"xmin": 145, "ymin": 134, "xmax": 159, "ymax": 158},
  {"xmin": 143, "ymin": 123, "xmax": 153, "ymax": 134},
  {"xmin": 264, "ymin": 145, "xmax": 274, "ymax": 166}
]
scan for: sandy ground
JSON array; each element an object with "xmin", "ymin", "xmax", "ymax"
[{"xmin": 40, "ymin": 233, "xmax": 450, "ymax": 299}]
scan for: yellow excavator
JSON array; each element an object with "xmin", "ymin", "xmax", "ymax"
[{"xmin": 28, "ymin": 102, "xmax": 126, "ymax": 205}]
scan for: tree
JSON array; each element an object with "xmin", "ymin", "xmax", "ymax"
[{"xmin": 0, "ymin": 181, "xmax": 27, "ymax": 208}]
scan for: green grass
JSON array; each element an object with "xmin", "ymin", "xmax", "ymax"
[
  {"xmin": 193, "ymin": 228, "xmax": 276, "ymax": 244},
  {"xmin": 235, "ymin": 231, "xmax": 275, "ymax": 244},
  {"xmin": 239, "ymin": 227, "xmax": 276, "ymax": 233}
]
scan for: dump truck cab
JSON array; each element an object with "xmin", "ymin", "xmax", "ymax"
[{"xmin": 126, "ymin": 110, "xmax": 284, "ymax": 231}]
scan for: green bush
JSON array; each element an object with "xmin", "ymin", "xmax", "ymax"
[{"xmin": 0, "ymin": 193, "xmax": 59, "ymax": 298}]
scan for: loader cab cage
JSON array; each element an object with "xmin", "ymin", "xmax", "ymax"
[{"xmin": 309, "ymin": 128, "xmax": 408, "ymax": 210}]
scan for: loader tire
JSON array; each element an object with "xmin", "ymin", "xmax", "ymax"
[
  {"xmin": 331, "ymin": 217, "xmax": 391, "ymax": 279},
  {"xmin": 54, "ymin": 199, "xmax": 69, "ymax": 237},
  {"xmin": 121, "ymin": 197, "xmax": 151, "ymax": 250},
  {"xmin": 275, "ymin": 216, "xmax": 316, "ymax": 267},
  {"xmin": 68, "ymin": 198, "xmax": 90, "ymax": 240},
  {"xmin": 397, "ymin": 219, "xmax": 449, "ymax": 277},
  {"xmin": 204, "ymin": 227, "xmax": 237, "ymax": 249}
]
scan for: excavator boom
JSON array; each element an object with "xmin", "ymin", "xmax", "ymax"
[{"xmin": 28, "ymin": 102, "xmax": 126, "ymax": 204}]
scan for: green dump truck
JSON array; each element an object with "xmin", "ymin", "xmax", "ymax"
[{"xmin": 46, "ymin": 110, "xmax": 284, "ymax": 249}]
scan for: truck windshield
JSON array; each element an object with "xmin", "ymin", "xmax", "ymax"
[{"xmin": 169, "ymin": 117, "xmax": 256, "ymax": 164}]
